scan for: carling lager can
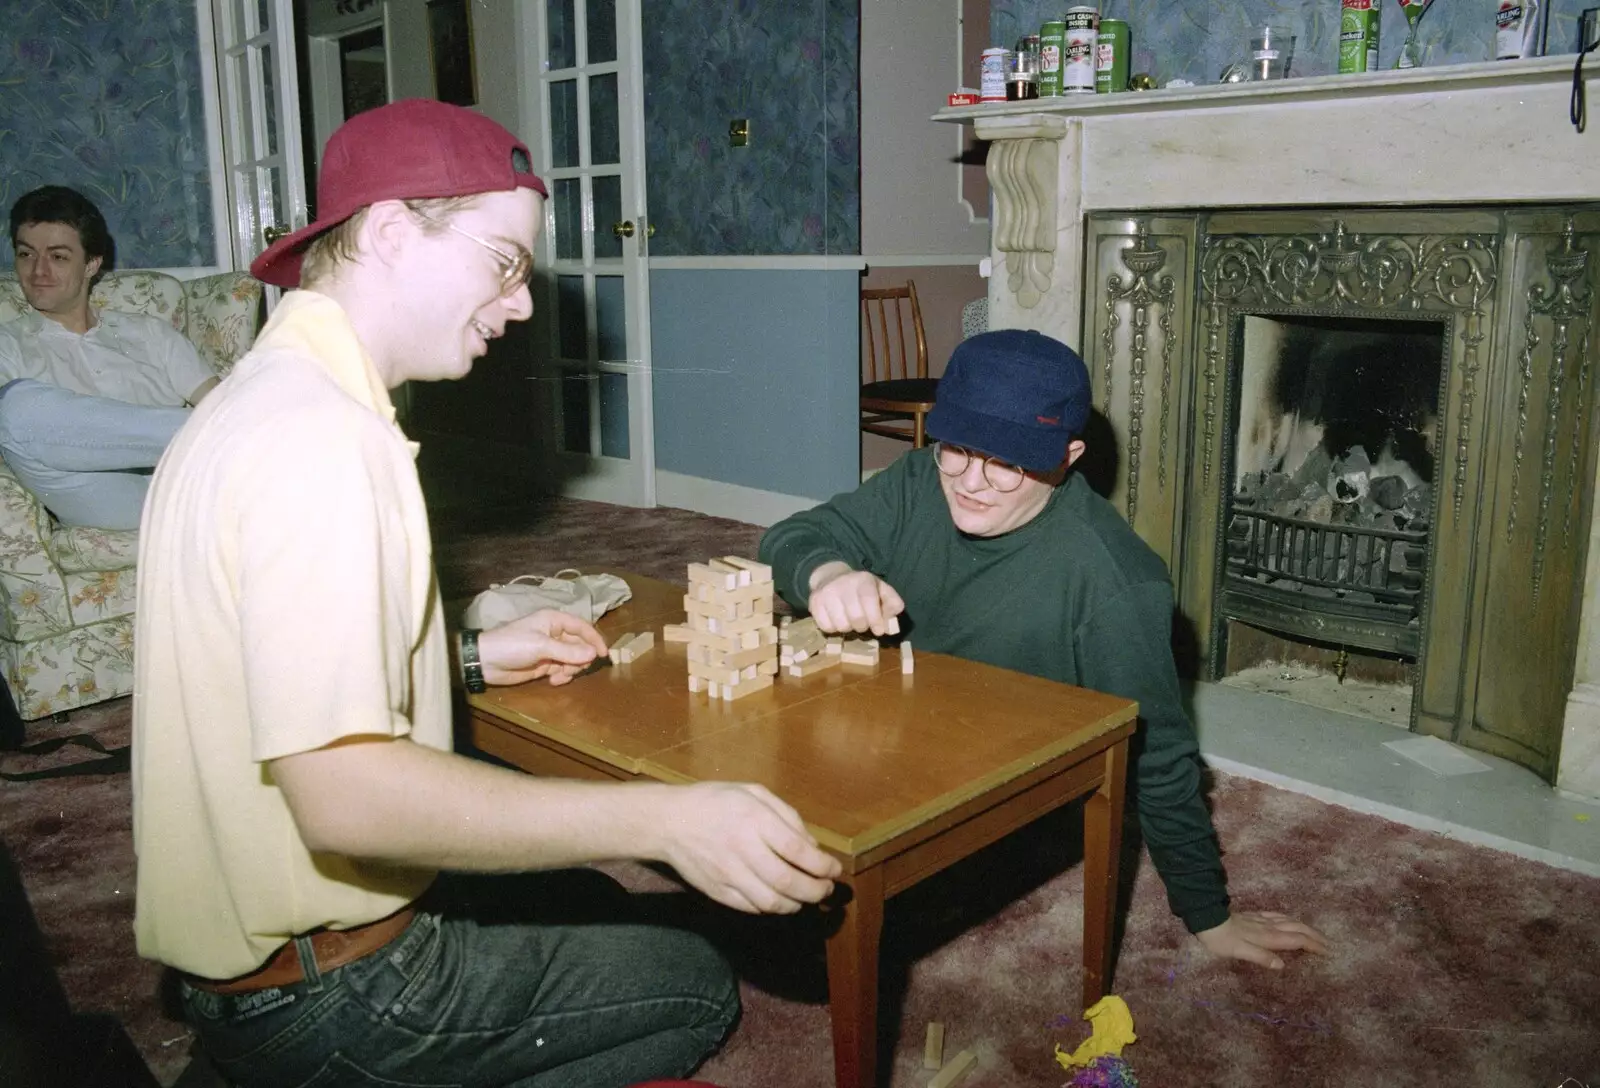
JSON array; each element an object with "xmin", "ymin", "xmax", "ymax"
[
  {"xmin": 1095, "ymin": 18, "xmax": 1129, "ymax": 93},
  {"xmin": 1062, "ymin": 7, "xmax": 1099, "ymax": 93},
  {"xmin": 1039, "ymin": 19, "xmax": 1067, "ymax": 96},
  {"xmin": 1339, "ymin": 0, "xmax": 1380, "ymax": 72}
]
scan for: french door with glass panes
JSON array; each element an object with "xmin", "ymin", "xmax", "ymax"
[
  {"xmin": 528, "ymin": 0, "xmax": 656, "ymax": 507},
  {"xmin": 206, "ymin": 0, "xmax": 307, "ymax": 303}
]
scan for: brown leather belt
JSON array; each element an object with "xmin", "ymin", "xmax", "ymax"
[{"xmin": 184, "ymin": 906, "xmax": 417, "ymax": 996}]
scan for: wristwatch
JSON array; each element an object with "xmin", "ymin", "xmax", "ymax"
[{"xmin": 459, "ymin": 628, "xmax": 487, "ymax": 693}]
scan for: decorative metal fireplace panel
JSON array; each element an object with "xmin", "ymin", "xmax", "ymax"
[{"xmin": 1084, "ymin": 207, "xmax": 1600, "ymax": 781}]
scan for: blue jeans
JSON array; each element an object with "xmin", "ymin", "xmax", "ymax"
[
  {"xmin": 0, "ymin": 378, "xmax": 190, "ymax": 529},
  {"xmin": 180, "ymin": 871, "xmax": 740, "ymax": 1088}
]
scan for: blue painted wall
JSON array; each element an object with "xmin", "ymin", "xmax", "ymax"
[
  {"xmin": 642, "ymin": 0, "xmax": 859, "ymax": 257},
  {"xmin": 650, "ymin": 269, "xmax": 860, "ymax": 501},
  {"xmin": 993, "ymin": 0, "xmax": 1592, "ymax": 85},
  {"xmin": 0, "ymin": 0, "xmax": 215, "ymax": 268}
]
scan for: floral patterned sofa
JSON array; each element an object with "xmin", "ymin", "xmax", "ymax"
[{"xmin": 0, "ymin": 270, "xmax": 262, "ymax": 719}]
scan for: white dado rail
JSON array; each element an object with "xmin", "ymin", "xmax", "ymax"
[{"xmin": 935, "ymin": 56, "xmax": 1600, "ymax": 799}]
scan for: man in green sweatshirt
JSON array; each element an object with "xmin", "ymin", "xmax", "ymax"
[{"xmin": 759, "ymin": 328, "xmax": 1327, "ymax": 969}]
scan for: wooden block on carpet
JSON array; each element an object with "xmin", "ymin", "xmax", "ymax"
[
  {"xmin": 927, "ymin": 1047, "xmax": 976, "ymax": 1087},
  {"xmin": 924, "ymin": 1021, "xmax": 945, "ymax": 1070}
]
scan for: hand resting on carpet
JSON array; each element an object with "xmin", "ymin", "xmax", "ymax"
[{"xmin": 1194, "ymin": 910, "xmax": 1329, "ymax": 969}]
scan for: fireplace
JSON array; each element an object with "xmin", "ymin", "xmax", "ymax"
[
  {"xmin": 941, "ymin": 59, "xmax": 1600, "ymax": 786},
  {"xmin": 1224, "ymin": 313, "xmax": 1444, "ymax": 660}
]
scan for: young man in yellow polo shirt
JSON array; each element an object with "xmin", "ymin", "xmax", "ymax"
[{"xmin": 132, "ymin": 99, "xmax": 840, "ymax": 1087}]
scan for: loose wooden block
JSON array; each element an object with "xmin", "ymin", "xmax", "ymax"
[
  {"xmin": 886, "ymin": 615, "xmax": 901, "ymax": 636},
  {"xmin": 623, "ymin": 630, "xmax": 653, "ymax": 660},
  {"xmin": 840, "ymin": 639, "xmax": 880, "ymax": 666},
  {"xmin": 782, "ymin": 616, "xmax": 820, "ymax": 640},
  {"xmin": 825, "ymin": 637, "xmax": 842, "ymax": 654},
  {"xmin": 663, "ymin": 623, "xmax": 694, "ymax": 643},
  {"xmin": 923, "ymin": 1022, "xmax": 945, "ymax": 1070},
  {"xmin": 608, "ymin": 631, "xmax": 638, "ymax": 662},
  {"xmin": 900, "ymin": 640, "xmax": 914, "ymax": 674},
  {"xmin": 687, "ymin": 675, "xmax": 702, "ymax": 693},
  {"xmin": 789, "ymin": 653, "xmax": 840, "ymax": 678},
  {"xmin": 927, "ymin": 1048, "xmax": 976, "ymax": 1088},
  {"xmin": 719, "ymin": 555, "xmax": 773, "ymax": 583}
]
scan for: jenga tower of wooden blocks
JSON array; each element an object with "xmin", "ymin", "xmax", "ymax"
[{"xmin": 684, "ymin": 557, "xmax": 779, "ymax": 701}]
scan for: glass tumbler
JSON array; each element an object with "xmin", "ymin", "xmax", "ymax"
[{"xmin": 1249, "ymin": 24, "xmax": 1294, "ymax": 80}]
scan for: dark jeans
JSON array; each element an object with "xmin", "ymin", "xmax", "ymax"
[{"xmin": 180, "ymin": 871, "xmax": 739, "ymax": 1088}]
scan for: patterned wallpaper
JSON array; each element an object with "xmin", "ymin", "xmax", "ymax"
[
  {"xmin": 641, "ymin": 0, "xmax": 859, "ymax": 257},
  {"xmin": 0, "ymin": 0, "xmax": 215, "ymax": 269},
  {"xmin": 993, "ymin": 0, "xmax": 1592, "ymax": 86}
]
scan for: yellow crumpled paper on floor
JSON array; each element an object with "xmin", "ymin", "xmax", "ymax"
[{"xmin": 1054, "ymin": 995, "xmax": 1137, "ymax": 1070}]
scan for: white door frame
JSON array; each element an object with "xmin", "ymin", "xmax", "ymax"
[
  {"xmin": 204, "ymin": 0, "xmax": 309, "ymax": 300},
  {"xmin": 518, "ymin": 0, "xmax": 656, "ymax": 508}
]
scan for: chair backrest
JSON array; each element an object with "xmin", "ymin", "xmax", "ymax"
[{"xmin": 861, "ymin": 282, "xmax": 927, "ymax": 384}]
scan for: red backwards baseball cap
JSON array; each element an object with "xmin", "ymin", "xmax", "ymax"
[{"xmin": 251, "ymin": 98, "xmax": 548, "ymax": 288}]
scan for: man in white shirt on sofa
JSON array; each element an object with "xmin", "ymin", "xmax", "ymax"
[{"xmin": 0, "ymin": 185, "xmax": 219, "ymax": 530}]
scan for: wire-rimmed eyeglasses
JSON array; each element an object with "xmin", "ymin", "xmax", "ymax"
[
  {"xmin": 933, "ymin": 442, "xmax": 1028, "ymax": 493},
  {"xmin": 412, "ymin": 210, "xmax": 533, "ymax": 297}
]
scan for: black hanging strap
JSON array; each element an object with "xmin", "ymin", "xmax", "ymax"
[{"xmin": 0, "ymin": 733, "xmax": 130, "ymax": 782}]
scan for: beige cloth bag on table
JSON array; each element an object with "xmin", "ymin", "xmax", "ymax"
[{"xmin": 462, "ymin": 570, "xmax": 633, "ymax": 629}]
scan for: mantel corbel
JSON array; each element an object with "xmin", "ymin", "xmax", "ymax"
[{"xmin": 975, "ymin": 114, "xmax": 1070, "ymax": 311}]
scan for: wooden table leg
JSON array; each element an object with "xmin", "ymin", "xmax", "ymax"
[
  {"xmin": 824, "ymin": 864, "xmax": 886, "ymax": 1088},
  {"xmin": 1080, "ymin": 736, "xmax": 1129, "ymax": 1011}
]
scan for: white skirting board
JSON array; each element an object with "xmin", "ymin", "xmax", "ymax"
[{"xmin": 653, "ymin": 470, "xmax": 820, "ymax": 528}]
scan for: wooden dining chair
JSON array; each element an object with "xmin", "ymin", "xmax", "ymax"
[{"xmin": 860, "ymin": 281, "xmax": 937, "ymax": 448}]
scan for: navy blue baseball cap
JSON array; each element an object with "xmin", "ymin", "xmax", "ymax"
[{"xmin": 925, "ymin": 329, "xmax": 1091, "ymax": 473}]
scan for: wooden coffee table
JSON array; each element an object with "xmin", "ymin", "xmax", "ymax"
[{"xmin": 469, "ymin": 573, "xmax": 1136, "ymax": 1088}]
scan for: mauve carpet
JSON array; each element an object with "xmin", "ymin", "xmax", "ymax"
[{"xmin": 3, "ymin": 497, "xmax": 1598, "ymax": 1087}]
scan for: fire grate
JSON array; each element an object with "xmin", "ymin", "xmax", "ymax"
[{"xmin": 1223, "ymin": 504, "xmax": 1428, "ymax": 655}]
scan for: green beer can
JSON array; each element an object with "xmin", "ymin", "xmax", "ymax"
[
  {"xmin": 1039, "ymin": 19, "xmax": 1067, "ymax": 97},
  {"xmin": 1095, "ymin": 18, "xmax": 1129, "ymax": 93},
  {"xmin": 1339, "ymin": 0, "xmax": 1380, "ymax": 72}
]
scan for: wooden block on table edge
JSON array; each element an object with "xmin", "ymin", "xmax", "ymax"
[
  {"xmin": 927, "ymin": 1048, "xmax": 976, "ymax": 1088},
  {"xmin": 923, "ymin": 1022, "xmax": 945, "ymax": 1071}
]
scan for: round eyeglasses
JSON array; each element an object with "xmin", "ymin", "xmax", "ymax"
[
  {"xmin": 933, "ymin": 442, "xmax": 1028, "ymax": 493},
  {"xmin": 413, "ymin": 211, "xmax": 533, "ymax": 297}
]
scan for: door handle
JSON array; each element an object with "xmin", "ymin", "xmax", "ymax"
[
  {"xmin": 263, "ymin": 223, "xmax": 292, "ymax": 244},
  {"xmin": 612, "ymin": 220, "xmax": 635, "ymax": 238}
]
